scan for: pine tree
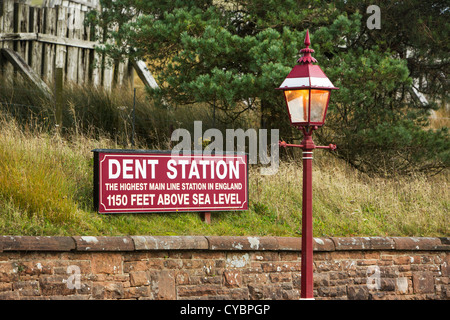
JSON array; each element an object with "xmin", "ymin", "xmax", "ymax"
[{"xmin": 91, "ymin": 0, "xmax": 449, "ymax": 176}]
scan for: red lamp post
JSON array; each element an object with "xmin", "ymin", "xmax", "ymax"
[{"xmin": 277, "ymin": 30, "xmax": 338, "ymax": 299}]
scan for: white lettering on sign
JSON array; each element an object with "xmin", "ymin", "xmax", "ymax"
[
  {"xmin": 166, "ymin": 159, "xmax": 239, "ymax": 180},
  {"xmin": 109, "ymin": 159, "xmax": 159, "ymax": 179}
]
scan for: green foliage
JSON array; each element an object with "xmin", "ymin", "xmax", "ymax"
[{"xmin": 90, "ymin": 0, "xmax": 449, "ymax": 176}]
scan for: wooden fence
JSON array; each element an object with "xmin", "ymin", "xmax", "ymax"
[{"xmin": 0, "ymin": 0, "xmax": 156, "ymax": 92}]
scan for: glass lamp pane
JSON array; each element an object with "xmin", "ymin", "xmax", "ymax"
[
  {"xmin": 284, "ymin": 90, "xmax": 309, "ymax": 123},
  {"xmin": 310, "ymin": 90, "xmax": 329, "ymax": 123}
]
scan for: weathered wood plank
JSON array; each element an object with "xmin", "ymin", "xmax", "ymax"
[
  {"xmin": 116, "ymin": 57, "xmax": 127, "ymax": 87},
  {"xmin": 65, "ymin": 6, "xmax": 77, "ymax": 82},
  {"xmin": 29, "ymin": 7, "xmax": 43, "ymax": 76},
  {"xmin": 55, "ymin": 5, "xmax": 66, "ymax": 69},
  {"xmin": 131, "ymin": 59, "xmax": 160, "ymax": 89},
  {"xmin": 0, "ymin": 32, "xmax": 36, "ymax": 40},
  {"xmin": 2, "ymin": 0, "xmax": 14, "ymax": 34},
  {"xmin": 44, "ymin": 0, "xmax": 99, "ymax": 10},
  {"xmin": 1, "ymin": 47, "xmax": 52, "ymax": 99},
  {"xmin": 102, "ymin": 54, "xmax": 113, "ymax": 91},
  {"xmin": 89, "ymin": 46, "xmax": 100, "ymax": 86},
  {"xmin": 27, "ymin": 5, "xmax": 34, "ymax": 67},
  {"xmin": 74, "ymin": 6, "xmax": 84, "ymax": 84},
  {"xmin": 42, "ymin": 7, "xmax": 57, "ymax": 82},
  {"xmin": 20, "ymin": 2, "xmax": 29, "ymax": 63},
  {"xmin": 78, "ymin": 47, "xmax": 88, "ymax": 83},
  {"xmin": 1, "ymin": 0, "xmax": 14, "ymax": 79}
]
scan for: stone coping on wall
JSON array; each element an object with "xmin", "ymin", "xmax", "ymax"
[{"xmin": 0, "ymin": 236, "xmax": 448, "ymax": 252}]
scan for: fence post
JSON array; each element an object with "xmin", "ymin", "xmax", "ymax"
[
  {"xmin": 55, "ymin": 67, "xmax": 63, "ymax": 129},
  {"xmin": 200, "ymin": 212, "xmax": 211, "ymax": 224},
  {"xmin": 131, "ymin": 87, "xmax": 136, "ymax": 147}
]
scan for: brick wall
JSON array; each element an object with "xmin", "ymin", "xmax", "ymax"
[{"xmin": 0, "ymin": 236, "xmax": 448, "ymax": 300}]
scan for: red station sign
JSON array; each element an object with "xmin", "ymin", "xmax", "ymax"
[{"xmin": 93, "ymin": 150, "xmax": 248, "ymax": 214}]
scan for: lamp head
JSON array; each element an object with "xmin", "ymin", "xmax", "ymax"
[{"xmin": 277, "ymin": 30, "xmax": 338, "ymax": 127}]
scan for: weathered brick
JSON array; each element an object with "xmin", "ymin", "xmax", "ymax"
[
  {"xmin": 92, "ymin": 282, "xmax": 124, "ymax": 299},
  {"xmin": 314, "ymin": 238, "xmax": 336, "ymax": 251},
  {"xmin": 228, "ymin": 287, "xmax": 250, "ymax": 300},
  {"xmin": 250, "ymin": 284, "xmax": 293, "ymax": 300},
  {"xmin": 315, "ymin": 260, "xmax": 339, "ymax": 272},
  {"xmin": 132, "ymin": 236, "xmax": 208, "ymax": 250},
  {"xmin": 225, "ymin": 253, "xmax": 251, "ymax": 268},
  {"xmin": 313, "ymin": 273, "xmax": 329, "ymax": 287},
  {"xmin": 394, "ymin": 256, "xmax": 412, "ymax": 265},
  {"xmin": 248, "ymin": 284, "xmax": 264, "ymax": 299},
  {"xmin": 242, "ymin": 273, "xmax": 269, "ymax": 285},
  {"xmin": 130, "ymin": 271, "xmax": 149, "ymax": 286},
  {"xmin": 49, "ymin": 260, "xmax": 91, "ymax": 275},
  {"xmin": 124, "ymin": 286, "xmax": 150, "ymax": 299},
  {"xmin": 122, "ymin": 251, "xmax": 150, "ymax": 262},
  {"xmin": 124, "ymin": 260, "xmax": 150, "ymax": 273},
  {"xmin": 0, "ymin": 291, "xmax": 20, "ymax": 300},
  {"xmin": 223, "ymin": 270, "xmax": 242, "ymax": 288},
  {"xmin": 0, "ymin": 236, "xmax": 75, "ymax": 251},
  {"xmin": 347, "ymin": 285, "xmax": 370, "ymax": 300},
  {"xmin": 191, "ymin": 251, "xmax": 226, "ymax": 260},
  {"xmin": 176, "ymin": 270, "xmax": 190, "ymax": 285},
  {"xmin": 251, "ymin": 252, "xmax": 279, "ymax": 262},
  {"xmin": 168, "ymin": 251, "xmax": 193, "ymax": 259},
  {"xmin": 276, "ymin": 237, "xmax": 301, "ymax": 251},
  {"xmin": 39, "ymin": 275, "xmax": 73, "ymax": 296},
  {"xmin": 0, "ymin": 282, "xmax": 11, "ymax": 293},
  {"xmin": 279, "ymin": 252, "xmax": 299, "ymax": 261},
  {"xmin": 73, "ymin": 236, "xmax": 134, "ymax": 251},
  {"xmin": 149, "ymin": 270, "xmax": 176, "ymax": 300},
  {"xmin": 163, "ymin": 259, "xmax": 183, "ymax": 269},
  {"xmin": 317, "ymin": 285, "xmax": 347, "ymax": 298},
  {"xmin": 381, "ymin": 278, "xmax": 396, "ymax": 291},
  {"xmin": 413, "ymin": 272, "xmax": 435, "ymax": 294},
  {"xmin": 441, "ymin": 254, "xmax": 450, "ymax": 277},
  {"xmin": 189, "ymin": 275, "xmax": 221, "ymax": 285},
  {"xmin": 369, "ymin": 237, "xmax": 396, "ymax": 250},
  {"xmin": 332, "ymin": 237, "xmax": 394, "ymax": 251},
  {"xmin": 77, "ymin": 281, "xmax": 93, "ymax": 295},
  {"xmin": 393, "ymin": 237, "xmax": 442, "ymax": 251},
  {"xmin": 207, "ymin": 236, "xmax": 278, "ymax": 251},
  {"xmin": 357, "ymin": 259, "xmax": 378, "ymax": 266},
  {"xmin": 177, "ymin": 284, "xmax": 221, "ymax": 297},
  {"xmin": 13, "ymin": 280, "xmax": 40, "ymax": 296},
  {"xmin": 269, "ymin": 272, "xmax": 291, "ymax": 283},
  {"xmin": 260, "ymin": 262, "xmax": 301, "ymax": 272},
  {"xmin": 395, "ymin": 277, "xmax": 410, "ymax": 294},
  {"xmin": 91, "ymin": 253, "xmax": 123, "ymax": 274},
  {"xmin": 10, "ymin": 261, "xmax": 51, "ymax": 276}
]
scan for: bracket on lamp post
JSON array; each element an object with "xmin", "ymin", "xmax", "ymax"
[
  {"xmin": 279, "ymin": 141, "xmax": 336, "ymax": 150},
  {"xmin": 279, "ymin": 126, "xmax": 336, "ymax": 151}
]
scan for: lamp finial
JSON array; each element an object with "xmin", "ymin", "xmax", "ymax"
[
  {"xmin": 298, "ymin": 29, "xmax": 317, "ymax": 64},
  {"xmin": 304, "ymin": 29, "xmax": 311, "ymax": 47}
]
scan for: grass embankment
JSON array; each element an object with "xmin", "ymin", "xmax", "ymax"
[{"xmin": 0, "ymin": 115, "xmax": 448, "ymax": 237}]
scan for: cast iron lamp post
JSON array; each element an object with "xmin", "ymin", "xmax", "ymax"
[{"xmin": 277, "ymin": 30, "xmax": 338, "ymax": 299}]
